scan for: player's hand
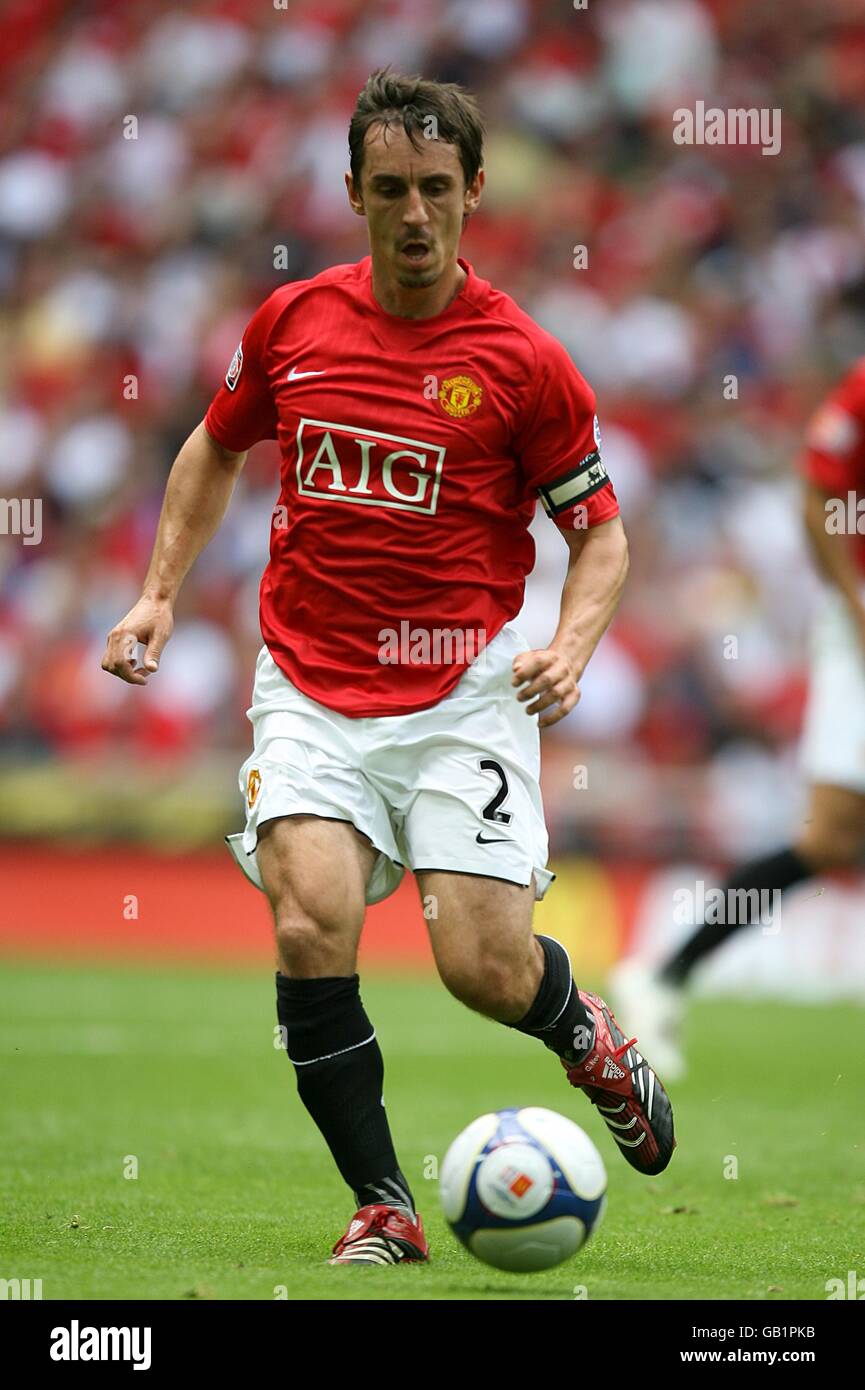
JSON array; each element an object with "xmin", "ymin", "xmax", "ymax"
[
  {"xmin": 512, "ymin": 647, "xmax": 581, "ymax": 728},
  {"xmin": 101, "ymin": 596, "xmax": 174, "ymax": 685}
]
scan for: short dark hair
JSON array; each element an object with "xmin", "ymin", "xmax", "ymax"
[{"xmin": 349, "ymin": 68, "xmax": 484, "ymax": 190}]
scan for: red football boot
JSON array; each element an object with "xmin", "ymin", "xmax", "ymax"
[
  {"xmin": 328, "ymin": 1204, "xmax": 429, "ymax": 1266},
  {"xmin": 561, "ymin": 989, "xmax": 676, "ymax": 1176}
]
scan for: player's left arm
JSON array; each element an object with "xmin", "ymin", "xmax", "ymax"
[{"xmin": 513, "ymin": 516, "xmax": 629, "ymax": 727}]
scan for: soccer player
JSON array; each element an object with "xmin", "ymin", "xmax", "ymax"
[
  {"xmin": 102, "ymin": 71, "xmax": 674, "ymax": 1266},
  {"xmin": 612, "ymin": 356, "xmax": 865, "ymax": 1080}
]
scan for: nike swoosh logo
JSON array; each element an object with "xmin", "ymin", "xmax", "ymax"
[
  {"xmin": 475, "ymin": 831, "xmax": 511, "ymax": 844},
  {"xmin": 287, "ymin": 366, "xmax": 327, "ymax": 380}
]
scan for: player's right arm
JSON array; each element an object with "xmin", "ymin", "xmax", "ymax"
[
  {"xmin": 101, "ymin": 422, "xmax": 247, "ymax": 684},
  {"xmin": 103, "ymin": 293, "xmax": 280, "ymax": 684},
  {"xmin": 799, "ymin": 362, "xmax": 865, "ymax": 650},
  {"xmin": 802, "ymin": 480, "xmax": 865, "ymax": 609}
]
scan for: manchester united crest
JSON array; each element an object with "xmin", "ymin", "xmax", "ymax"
[
  {"xmin": 246, "ymin": 766, "xmax": 261, "ymax": 809},
  {"xmin": 439, "ymin": 374, "xmax": 482, "ymax": 418}
]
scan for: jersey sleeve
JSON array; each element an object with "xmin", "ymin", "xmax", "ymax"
[
  {"xmin": 799, "ymin": 361, "xmax": 865, "ymax": 493},
  {"xmin": 515, "ymin": 334, "xmax": 619, "ymax": 531},
  {"xmin": 204, "ymin": 293, "xmax": 280, "ymax": 452}
]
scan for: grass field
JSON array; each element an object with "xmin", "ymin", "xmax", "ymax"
[{"xmin": 2, "ymin": 960, "xmax": 864, "ymax": 1301}]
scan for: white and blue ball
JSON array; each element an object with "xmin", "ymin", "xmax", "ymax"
[{"xmin": 440, "ymin": 1106, "xmax": 606, "ymax": 1272}]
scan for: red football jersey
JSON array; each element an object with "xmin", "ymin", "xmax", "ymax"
[
  {"xmin": 801, "ymin": 356, "xmax": 865, "ymax": 575},
  {"xmin": 204, "ymin": 255, "xmax": 619, "ymax": 716}
]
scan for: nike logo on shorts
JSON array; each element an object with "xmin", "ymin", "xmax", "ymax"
[{"xmin": 475, "ymin": 831, "xmax": 511, "ymax": 844}]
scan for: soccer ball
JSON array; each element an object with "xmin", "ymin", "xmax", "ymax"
[{"xmin": 439, "ymin": 1106, "xmax": 607, "ymax": 1272}]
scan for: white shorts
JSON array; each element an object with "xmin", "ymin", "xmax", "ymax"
[
  {"xmin": 800, "ymin": 587, "xmax": 865, "ymax": 793},
  {"xmin": 225, "ymin": 622, "xmax": 554, "ymax": 905}
]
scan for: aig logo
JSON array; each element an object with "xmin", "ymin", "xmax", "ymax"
[{"xmin": 296, "ymin": 418, "xmax": 445, "ymax": 515}]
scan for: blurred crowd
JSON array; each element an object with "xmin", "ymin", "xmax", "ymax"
[{"xmin": 3, "ymin": 0, "xmax": 865, "ymax": 859}]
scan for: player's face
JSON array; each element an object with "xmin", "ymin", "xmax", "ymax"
[{"xmin": 346, "ymin": 124, "xmax": 482, "ymax": 290}]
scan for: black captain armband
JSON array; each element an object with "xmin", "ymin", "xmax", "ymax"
[{"xmin": 537, "ymin": 450, "xmax": 609, "ymax": 517}]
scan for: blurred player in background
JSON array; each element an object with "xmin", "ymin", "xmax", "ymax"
[
  {"xmin": 102, "ymin": 70, "xmax": 674, "ymax": 1266},
  {"xmin": 614, "ymin": 355, "xmax": 865, "ymax": 1079}
]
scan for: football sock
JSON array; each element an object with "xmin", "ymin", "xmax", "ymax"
[
  {"xmin": 510, "ymin": 935, "xmax": 596, "ymax": 1063},
  {"xmin": 275, "ymin": 972, "xmax": 415, "ymax": 1216},
  {"xmin": 660, "ymin": 846, "xmax": 813, "ymax": 987}
]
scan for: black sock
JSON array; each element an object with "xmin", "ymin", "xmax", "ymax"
[
  {"xmin": 660, "ymin": 847, "xmax": 813, "ymax": 987},
  {"xmin": 509, "ymin": 935, "xmax": 596, "ymax": 1063},
  {"xmin": 275, "ymin": 973, "xmax": 414, "ymax": 1215}
]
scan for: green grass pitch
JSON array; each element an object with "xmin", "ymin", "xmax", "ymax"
[{"xmin": 2, "ymin": 961, "xmax": 864, "ymax": 1301}]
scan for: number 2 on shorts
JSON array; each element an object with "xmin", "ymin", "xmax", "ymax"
[{"xmin": 478, "ymin": 758, "xmax": 513, "ymax": 825}]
